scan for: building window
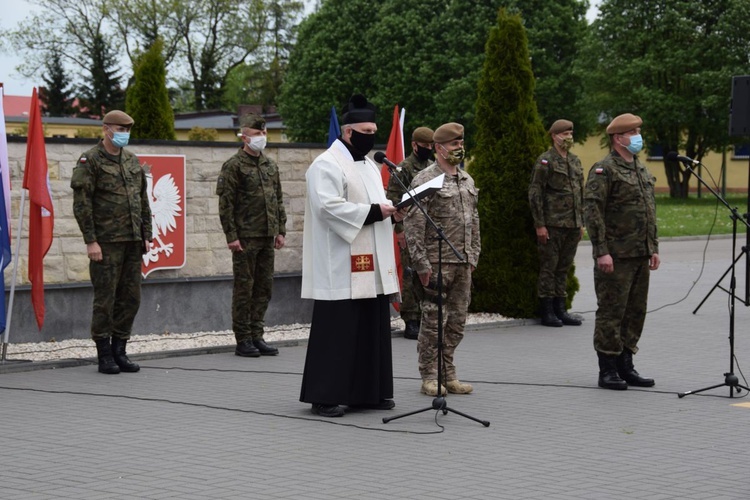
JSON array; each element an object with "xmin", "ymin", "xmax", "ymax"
[
  {"xmin": 732, "ymin": 144, "xmax": 750, "ymax": 159},
  {"xmin": 647, "ymin": 144, "xmax": 664, "ymax": 160}
]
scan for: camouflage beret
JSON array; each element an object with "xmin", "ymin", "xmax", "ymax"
[
  {"xmin": 102, "ymin": 110, "xmax": 134, "ymax": 126},
  {"xmin": 548, "ymin": 119, "xmax": 573, "ymax": 135},
  {"xmin": 240, "ymin": 113, "xmax": 266, "ymax": 130},
  {"xmin": 341, "ymin": 94, "xmax": 377, "ymax": 124},
  {"xmin": 411, "ymin": 127, "xmax": 434, "ymax": 143},
  {"xmin": 433, "ymin": 122, "xmax": 464, "ymax": 143},
  {"xmin": 606, "ymin": 113, "xmax": 642, "ymax": 134}
]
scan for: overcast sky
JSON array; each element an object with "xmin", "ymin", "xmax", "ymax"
[{"xmin": 1, "ymin": 0, "xmax": 602, "ymax": 98}]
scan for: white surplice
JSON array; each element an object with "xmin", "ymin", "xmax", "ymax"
[{"xmin": 301, "ymin": 139, "xmax": 399, "ymax": 301}]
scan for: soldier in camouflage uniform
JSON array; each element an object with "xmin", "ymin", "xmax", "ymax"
[
  {"xmin": 584, "ymin": 113, "xmax": 660, "ymax": 391},
  {"xmin": 528, "ymin": 119, "xmax": 584, "ymax": 327},
  {"xmin": 217, "ymin": 113, "xmax": 287, "ymax": 358},
  {"xmin": 70, "ymin": 110, "xmax": 152, "ymax": 375},
  {"xmin": 385, "ymin": 126, "xmax": 434, "ymax": 340},
  {"xmin": 404, "ymin": 123, "xmax": 480, "ymax": 397}
]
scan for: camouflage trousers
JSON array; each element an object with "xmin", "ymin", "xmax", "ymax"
[
  {"xmin": 537, "ymin": 226, "xmax": 581, "ymax": 297},
  {"xmin": 417, "ymin": 263, "xmax": 472, "ymax": 381},
  {"xmin": 89, "ymin": 241, "xmax": 143, "ymax": 340},
  {"xmin": 232, "ymin": 237, "xmax": 275, "ymax": 342},
  {"xmin": 593, "ymin": 256, "xmax": 650, "ymax": 356},
  {"xmin": 398, "ymin": 243, "xmax": 424, "ymax": 322}
]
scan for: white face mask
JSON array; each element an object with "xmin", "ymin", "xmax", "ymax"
[{"xmin": 247, "ymin": 135, "xmax": 267, "ymax": 152}]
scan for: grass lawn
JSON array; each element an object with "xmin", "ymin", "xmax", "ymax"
[{"xmin": 656, "ymin": 194, "xmax": 749, "ymax": 237}]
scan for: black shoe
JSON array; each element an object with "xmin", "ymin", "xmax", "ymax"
[
  {"xmin": 597, "ymin": 352, "xmax": 628, "ymax": 390},
  {"xmin": 111, "ymin": 337, "xmax": 140, "ymax": 373},
  {"xmin": 616, "ymin": 349, "xmax": 655, "ymax": 387},
  {"xmin": 552, "ymin": 297, "xmax": 582, "ymax": 326},
  {"xmin": 403, "ymin": 320, "xmax": 419, "ymax": 340},
  {"xmin": 348, "ymin": 399, "xmax": 396, "ymax": 410},
  {"xmin": 540, "ymin": 298, "xmax": 563, "ymax": 327},
  {"xmin": 310, "ymin": 404, "xmax": 345, "ymax": 417},
  {"xmin": 94, "ymin": 338, "xmax": 120, "ymax": 375},
  {"xmin": 253, "ymin": 339, "xmax": 279, "ymax": 356},
  {"xmin": 235, "ymin": 339, "xmax": 261, "ymax": 357}
]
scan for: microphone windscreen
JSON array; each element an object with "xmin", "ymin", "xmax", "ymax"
[{"xmin": 374, "ymin": 152, "xmax": 386, "ymax": 163}]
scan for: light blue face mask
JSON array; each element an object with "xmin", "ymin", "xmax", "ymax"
[
  {"xmin": 112, "ymin": 131, "xmax": 130, "ymax": 148},
  {"xmin": 625, "ymin": 134, "xmax": 643, "ymax": 154}
]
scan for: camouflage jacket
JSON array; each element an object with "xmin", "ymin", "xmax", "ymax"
[
  {"xmin": 404, "ymin": 164, "xmax": 481, "ymax": 270},
  {"xmin": 216, "ymin": 148, "xmax": 286, "ymax": 242},
  {"xmin": 386, "ymin": 152, "xmax": 432, "ymax": 234},
  {"xmin": 528, "ymin": 147, "xmax": 584, "ymax": 229},
  {"xmin": 70, "ymin": 141, "xmax": 152, "ymax": 244},
  {"xmin": 583, "ymin": 151, "xmax": 658, "ymax": 259}
]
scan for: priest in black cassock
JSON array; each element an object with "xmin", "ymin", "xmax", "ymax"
[{"xmin": 300, "ymin": 94, "xmax": 405, "ymax": 418}]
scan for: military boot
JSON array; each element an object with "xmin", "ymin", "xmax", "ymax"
[
  {"xmin": 616, "ymin": 349, "xmax": 655, "ymax": 387},
  {"xmin": 94, "ymin": 338, "xmax": 120, "ymax": 375},
  {"xmin": 445, "ymin": 379, "xmax": 473, "ymax": 394},
  {"xmin": 403, "ymin": 320, "xmax": 419, "ymax": 340},
  {"xmin": 111, "ymin": 337, "xmax": 140, "ymax": 373},
  {"xmin": 597, "ymin": 352, "xmax": 627, "ymax": 390},
  {"xmin": 540, "ymin": 298, "xmax": 563, "ymax": 327},
  {"xmin": 420, "ymin": 380, "xmax": 446, "ymax": 396},
  {"xmin": 553, "ymin": 297, "xmax": 582, "ymax": 326}
]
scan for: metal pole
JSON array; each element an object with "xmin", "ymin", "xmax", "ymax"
[{"xmin": 2, "ymin": 189, "xmax": 26, "ymax": 363}]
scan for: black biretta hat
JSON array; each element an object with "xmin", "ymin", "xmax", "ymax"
[{"xmin": 341, "ymin": 94, "xmax": 377, "ymax": 124}]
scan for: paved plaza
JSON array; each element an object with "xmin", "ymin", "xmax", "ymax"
[{"xmin": 0, "ymin": 236, "xmax": 749, "ymax": 499}]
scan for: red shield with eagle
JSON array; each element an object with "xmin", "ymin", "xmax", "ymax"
[{"xmin": 137, "ymin": 154, "xmax": 186, "ymax": 277}]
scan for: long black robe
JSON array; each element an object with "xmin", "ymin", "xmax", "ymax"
[{"xmin": 299, "ymin": 295, "xmax": 393, "ymax": 406}]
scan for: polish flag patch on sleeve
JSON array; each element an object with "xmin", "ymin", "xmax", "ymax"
[
  {"xmin": 541, "ymin": 159, "xmax": 548, "ymax": 165},
  {"xmin": 595, "ymin": 167, "xmax": 604, "ymax": 174}
]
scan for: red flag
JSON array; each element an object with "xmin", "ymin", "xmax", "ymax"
[
  {"xmin": 379, "ymin": 106, "xmax": 406, "ymax": 311},
  {"xmin": 380, "ymin": 105, "xmax": 405, "ymax": 189},
  {"xmin": 22, "ymin": 88, "xmax": 54, "ymax": 330}
]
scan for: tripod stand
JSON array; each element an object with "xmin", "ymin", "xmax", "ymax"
[
  {"xmin": 678, "ymin": 160, "xmax": 750, "ymax": 398},
  {"xmin": 383, "ymin": 235, "xmax": 489, "ymax": 427},
  {"xmin": 375, "ymin": 153, "xmax": 488, "ymax": 427},
  {"xmin": 693, "ymin": 157, "xmax": 750, "ymax": 313}
]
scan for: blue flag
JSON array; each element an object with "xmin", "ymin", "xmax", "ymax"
[
  {"xmin": 327, "ymin": 106, "xmax": 340, "ymax": 147},
  {"xmin": 0, "ymin": 87, "xmax": 11, "ymax": 333}
]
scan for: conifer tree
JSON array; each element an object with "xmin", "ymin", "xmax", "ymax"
[
  {"xmin": 40, "ymin": 49, "xmax": 75, "ymax": 117},
  {"xmin": 470, "ymin": 9, "xmax": 579, "ymax": 317},
  {"xmin": 125, "ymin": 38, "xmax": 175, "ymax": 140}
]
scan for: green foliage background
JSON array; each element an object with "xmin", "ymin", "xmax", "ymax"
[
  {"xmin": 279, "ymin": 0, "xmax": 590, "ymax": 145},
  {"xmin": 126, "ymin": 38, "xmax": 176, "ymax": 140},
  {"xmin": 470, "ymin": 9, "xmax": 579, "ymax": 317}
]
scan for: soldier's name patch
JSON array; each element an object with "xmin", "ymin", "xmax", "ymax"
[{"xmin": 351, "ymin": 254, "xmax": 374, "ymax": 273}]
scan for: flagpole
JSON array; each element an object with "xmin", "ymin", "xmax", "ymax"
[{"xmin": 1, "ymin": 189, "xmax": 25, "ymax": 363}]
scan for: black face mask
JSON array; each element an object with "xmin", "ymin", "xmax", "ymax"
[
  {"xmin": 349, "ymin": 129, "xmax": 376, "ymax": 156},
  {"xmin": 416, "ymin": 145, "xmax": 433, "ymax": 162}
]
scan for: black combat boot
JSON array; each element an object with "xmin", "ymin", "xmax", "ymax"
[
  {"xmin": 253, "ymin": 338, "xmax": 279, "ymax": 356},
  {"xmin": 553, "ymin": 297, "xmax": 582, "ymax": 326},
  {"xmin": 111, "ymin": 337, "xmax": 140, "ymax": 372},
  {"xmin": 235, "ymin": 339, "xmax": 261, "ymax": 357},
  {"xmin": 616, "ymin": 349, "xmax": 655, "ymax": 387},
  {"xmin": 403, "ymin": 320, "xmax": 419, "ymax": 340},
  {"xmin": 597, "ymin": 352, "xmax": 628, "ymax": 390},
  {"xmin": 540, "ymin": 298, "xmax": 563, "ymax": 327},
  {"xmin": 94, "ymin": 338, "xmax": 120, "ymax": 375}
]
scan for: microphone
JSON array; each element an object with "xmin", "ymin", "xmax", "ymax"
[
  {"xmin": 666, "ymin": 151, "xmax": 700, "ymax": 165},
  {"xmin": 374, "ymin": 152, "xmax": 400, "ymax": 171}
]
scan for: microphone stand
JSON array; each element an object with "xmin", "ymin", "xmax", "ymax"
[
  {"xmin": 677, "ymin": 159, "xmax": 750, "ymax": 398},
  {"xmin": 379, "ymin": 158, "xmax": 490, "ymax": 427},
  {"xmin": 692, "ymin": 154, "xmax": 750, "ymax": 312}
]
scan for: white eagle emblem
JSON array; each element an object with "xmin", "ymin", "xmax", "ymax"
[{"xmin": 143, "ymin": 171, "xmax": 182, "ymax": 265}]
